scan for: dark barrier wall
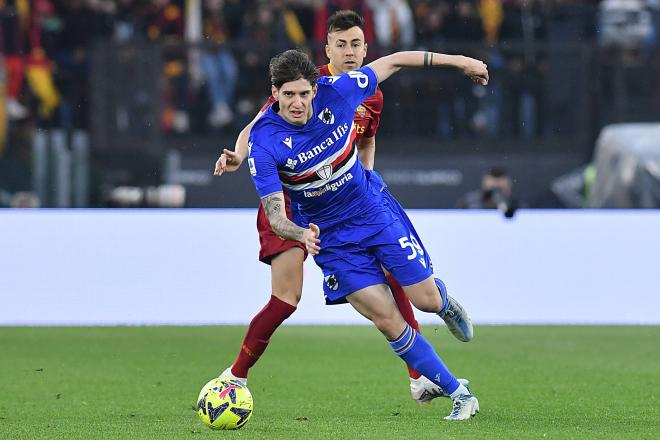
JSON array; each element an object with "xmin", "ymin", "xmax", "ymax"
[{"xmin": 169, "ymin": 151, "xmax": 582, "ymax": 209}]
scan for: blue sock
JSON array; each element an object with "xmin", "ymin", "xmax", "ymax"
[
  {"xmin": 389, "ymin": 324, "xmax": 460, "ymax": 394},
  {"xmin": 435, "ymin": 278, "xmax": 449, "ymax": 314}
]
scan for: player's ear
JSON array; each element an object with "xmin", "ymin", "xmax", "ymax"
[
  {"xmin": 312, "ymin": 84, "xmax": 318, "ymax": 98},
  {"xmin": 325, "ymin": 44, "xmax": 331, "ymax": 60},
  {"xmin": 271, "ymin": 85, "xmax": 278, "ymax": 100},
  {"xmin": 363, "ymin": 42, "xmax": 368, "ymax": 57}
]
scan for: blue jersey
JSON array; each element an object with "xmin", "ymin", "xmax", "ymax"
[{"xmin": 248, "ymin": 66, "xmax": 384, "ymax": 230}]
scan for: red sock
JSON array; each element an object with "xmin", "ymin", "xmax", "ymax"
[
  {"xmin": 386, "ymin": 274, "xmax": 423, "ymax": 379},
  {"xmin": 231, "ymin": 295, "xmax": 296, "ymax": 378}
]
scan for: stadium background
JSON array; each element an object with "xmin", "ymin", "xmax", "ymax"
[
  {"xmin": 0, "ymin": 0, "xmax": 657, "ymax": 324},
  {"xmin": 1, "ymin": 2, "xmax": 659, "ymax": 438},
  {"xmin": 0, "ymin": 0, "xmax": 658, "ymax": 210}
]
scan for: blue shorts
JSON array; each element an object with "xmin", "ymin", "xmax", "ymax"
[
  {"xmin": 369, "ymin": 171, "xmax": 432, "ymax": 272},
  {"xmin": 316, "ymin": 173, "xmax": 433, "ymax": 304}
]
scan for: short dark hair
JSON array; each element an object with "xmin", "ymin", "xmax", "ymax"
[
  {"xmin": 269, "ymin": 49, "xmax": 319, "ymax": 89},
  {"xmin": 487, "ymin": 167, "xmax": 509, "ymax": 178},
  {"xmin": 327, "ymin": 10, "xmax": 364, "ymax": 34}
]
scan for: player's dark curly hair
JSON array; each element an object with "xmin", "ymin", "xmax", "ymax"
[
  {"xmin": 327, "ymin": 10, "xmax": 365, "ymax": 33},
  {"xmin": 269, "ymin": 49, "xmax": 319, "ymax": 89}
]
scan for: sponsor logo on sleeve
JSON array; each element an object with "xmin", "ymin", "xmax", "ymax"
[{"xmin": 248, "ymin": 158, "xmax": 257, "ymax": 176}]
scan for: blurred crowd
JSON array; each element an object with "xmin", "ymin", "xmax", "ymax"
[{"xmin": 1, "ymin": 0, "xmax": 659, "ymax": 149}]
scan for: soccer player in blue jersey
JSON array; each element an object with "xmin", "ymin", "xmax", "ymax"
[
  {"xmin": 247, "ymin": 49, "xmax": 488, "ymax": 421},
  {"xmin": 215, "ymin": 10, "xmax": 475, "ymax": 408}
]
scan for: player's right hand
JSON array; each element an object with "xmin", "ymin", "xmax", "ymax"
[
  {"xmin": 304, "ymin": 223, "xmax": 321, "ymax": 256},
  {"xmin": 213, "ymin": 149, "xmax": 245, "ymax": 176},
  {"xmin": 461, "ymin": 56, "xmax": 489, "ymax": 86}
]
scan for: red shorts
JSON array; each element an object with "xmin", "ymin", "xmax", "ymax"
[{"xmin": 257, "ymin": 191, "xmax": 307, "ymax": 265}]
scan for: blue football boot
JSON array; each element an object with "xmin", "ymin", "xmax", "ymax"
[{"xmin": 435, "ymin": 278, "xmax": 474, "ymax": 342}]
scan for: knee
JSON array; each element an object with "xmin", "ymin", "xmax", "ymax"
[
  {"xmin": 371, "ymin": 314, "xmax": 405, "ymax": 340},
  {"xmin": 272, "ymin": 289, "xmax": 302, "ymax": 306},
  {"xmin": 413, "ymin": 293, "xmax": 443, "ymax": 313}
]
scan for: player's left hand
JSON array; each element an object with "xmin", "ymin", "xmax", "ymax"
[
  {"xmin": 213, "ymin": 149, "xmax": 245, "ymax": 176},
  {"xmin": 460, "ymin": 56, "xmax": 489, "ymax": 86},
  {"xmin": 304, "ymin": 223, "xmax": 321, "ymax": 256}
]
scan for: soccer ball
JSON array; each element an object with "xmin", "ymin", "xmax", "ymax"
[{"xmin": 196, "ymin": 378, "xmax": 253, "ymax": 430}]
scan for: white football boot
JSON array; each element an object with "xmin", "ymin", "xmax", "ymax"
[
  {"xmin": 444, "ymin": 394, "xmax": 480, "ymax": 420},
  {"xmin": 411, "ymin": 377, "xmax": 470, "ymax": 406},
  {"xmin": 218, "ymin": 366, "xmax": 247, "ymax": 387}
]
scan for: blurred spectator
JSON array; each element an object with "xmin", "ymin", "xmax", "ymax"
[
  {"xmin": 286, "ymin": 0, "xmax": 316, "ymax": 42},
  {"xmin": 27, "ymin": 0, "xmax": 61, "ymax": 123},
  {"xmin": 234, "ymin": 0, "xmax": 309, "ymax": 120},
  {"xmin": 113, "ymin": 0, "xmax": 141, "ymax": 42},
  {"xmin": 499, "ymin": 0, "xmax": 548, "ymax": 139},
  {"xmin": 0, "ymin": 0, "xmax": 656, "ymax": 165},
  {"xmin": 413, "ymin": 0, "xmax": 450, "ymax": 44},
  {"xmin": 440, "ymin": 0, "xmax": 487, "ymax": 137},
  {"xmin": 444, "ymin": 0, "xmax": 486, "ymax": 42},
  {"xmin": 146, "ymin": 0, "xmax": 184, "ymax": 40},
  {"xmin": 240, "ymin": 0, "xmax": 307, "ymax": 49},
  {"xmin": 480, "ymin": 0, "xmax": 504, "ymax": 44},
  {"xmin": 366, "ymin": 0, "xmax": 415, "ymax": 48},
  {"xmin": 456, "ymin": 167, "xmax": 520, "ymax": 217},
  {"xmin": 88, "ymin": 0, "xmax": 116, "ymax": 38},
  {"xmin": 201, "ymin": 0, "xmax": 238, "ymax": 129},
  {"xmin": 1, "ymin": 0, "xmax": 61, "ymax": 126},
  {"xmin": 2, "ymin": 0, "xmax": 30, "ymax": 120},
  {"xmin": 145, "ymin": 0, "xmax": 189, "ymax": 133},
  {"xmin": 53, "ymin": 0, "xmax": 97, "ymax": 130}
]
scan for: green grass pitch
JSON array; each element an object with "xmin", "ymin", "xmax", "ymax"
[{"xmin": 1, "ymin": 325, "xmax": 658, "ymax": 439}]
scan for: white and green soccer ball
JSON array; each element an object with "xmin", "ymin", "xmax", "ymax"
[{"xmin": 196, "ymin": 378, "xmax": 253, "ymax": 430}]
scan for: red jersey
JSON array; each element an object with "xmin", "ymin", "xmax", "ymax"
[{"xmin": 260, "ymin": 64, "xmax": 384, "ymax": 144}]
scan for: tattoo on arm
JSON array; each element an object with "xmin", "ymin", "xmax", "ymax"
[
  {"xmin": 262, "ymin": 193, "xmax": 306, "ymax": 242},
  {"xmin": 262, "ymin": 193, "xmax": 283, "ymax": 219}
]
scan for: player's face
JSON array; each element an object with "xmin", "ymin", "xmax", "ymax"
[
  {"xmin": 272, "ymin": 79, "xmax": 317, "ymax": 126},
  {"xmin": 326, "ymin": 26, "xmax": 367, "ymax": 73},
  {"xmin": 482, "ymin": 175, "xmax": 513, "ymax": 197}
]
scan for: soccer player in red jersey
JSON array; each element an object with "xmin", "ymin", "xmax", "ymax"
[{"xmin": 213, "ymin": 10, "xmax": 473, "ymax": 405}]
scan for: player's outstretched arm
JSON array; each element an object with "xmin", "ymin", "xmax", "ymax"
[
  {"xmin": 262, "ymin": 192, "xmax": 321, "ymax": 255},
  {"xmin": 367, "ymin": 51, "xmax": 489, "ymax": 86},
  {"xmin": 213, "ymin": 110, "xmax": 265, "ymax": 176}
]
